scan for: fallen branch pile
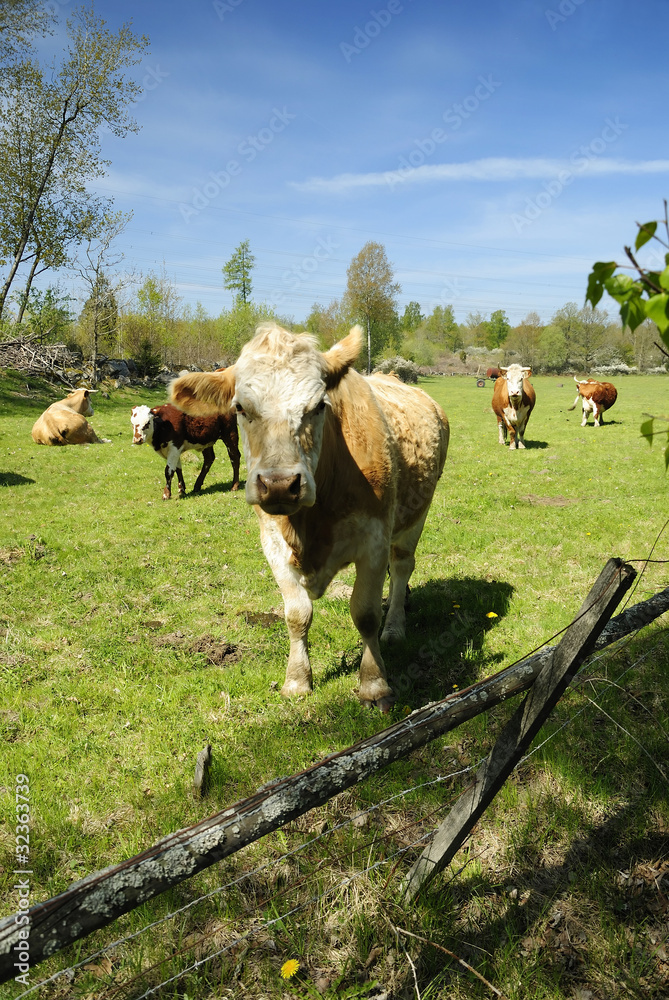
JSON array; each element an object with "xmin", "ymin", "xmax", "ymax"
[{"xmin": 0, "ymin": 336, "xmax": 80, "ymax": 385}]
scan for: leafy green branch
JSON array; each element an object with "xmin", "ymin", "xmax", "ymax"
[
  {"xmin": 586, "ymin": 200, "xmax": 669, "ymax": 354},
  {"xmin": 586, "ymin": 201, "xmax": 669, "ymax": 469}
]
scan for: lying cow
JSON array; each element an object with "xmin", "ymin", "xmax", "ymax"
[
  {"xmin": 568, "ymin": 377, "xmax": 617, "ymax": 426},
  {"xmin": 31, "ymin": 389, "xmax": 110, "ymax": 446},
  {"xmin": 170, "ymin": 323, "xmax": 449, "ymax": 710},
  {"xmin": 491, "ymin": 365, "xmax": 535, "ymax": 449},
  {"xmin": 130, "ymin": 403, "xmax": 240, "ymax": 500}
]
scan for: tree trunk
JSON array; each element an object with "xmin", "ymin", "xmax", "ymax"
[{"xmin": 15, "ymin": 249, "xmax": 42, "ymax": 325}]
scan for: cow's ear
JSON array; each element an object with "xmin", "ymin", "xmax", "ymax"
[
  {"xmin": 523, "ymin": 367, "xmax": 532, "ymax": 377},
  {"xmin": 322, "ymin": 325, "xmax": 363, "ymax": 389},
  {"xmin": 170, "ymin": 367, "xmax": 236, "ymax": 416},
  {"xmin": 499, "ymin": 367, "xmax": 508, "ymax": 375}
]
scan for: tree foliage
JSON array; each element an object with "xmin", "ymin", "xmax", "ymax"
[
  {"xmin": 0, "ymin": 0, "xmax": 54, "ymax": 66},
  {"xmin": 345, "ymin": 241, "xmax": 400, "ymax": 372},
  {"xmin": 223, "ymin": 240, "xmax": 255, "ymax": 305},
  {"xmin": 0, "ymin": 7, "xmax": 149, "ymax": 318}
]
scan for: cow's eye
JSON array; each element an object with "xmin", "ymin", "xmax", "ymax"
[{"xmin": 235, "ymin": 403, "xmax": 245, "ymax": 415}]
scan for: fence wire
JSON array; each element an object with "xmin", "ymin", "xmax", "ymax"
[{"xmin": 12, "ymin": 620, "xmax": 667, "ymax": 1000}]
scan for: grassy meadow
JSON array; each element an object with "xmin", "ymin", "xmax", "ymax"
[{"xmin": 0, "ymin": 368, "xmax": 668, "ymax": 1000}]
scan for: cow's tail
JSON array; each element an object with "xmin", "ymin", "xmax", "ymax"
[{"xmin": 567, "ymin": 394, "xmax": 580, "ymax": 411}]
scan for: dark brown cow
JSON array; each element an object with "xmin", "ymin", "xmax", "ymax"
[
  {"xmin": 131, "ymin": 404, "xmax": 240, "ymax": 499},
  {"xmin": 491, "ymin": 365, "xmax": 536, "ymax": 449},
  {"xmin": 486, "ymin": 367, "xmax": 501, "ymax": 380},
  {"xmin": 568, "ymin": 377, "xmax": 617, "ymax": 426}
]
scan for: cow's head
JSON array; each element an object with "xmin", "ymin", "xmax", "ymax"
[
  {"xmin": 130, "ymin": 405, "xmax": 155, "ymax": 445},
  {"xmin": 500, "ymin": 365, "xmax": 531, "ymax": 405},
  {"xmin": 67, "ymin": 389, "xmax": 95, "ymax": 417},
  {"xmin": 170, "ymin": 323, "xmax": 362, "ymax": 515}
]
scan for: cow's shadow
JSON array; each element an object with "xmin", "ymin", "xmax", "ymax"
[
  {"xmin": 0, "ymin": 472, "xmax": 36, "ymax": 487},
  {"xmin": 183, "ymin": 479, "xmax": 244, "ymax": 499},
  {"xmin": 321, "ymin": 576, "xmax": 514, "ymax": 706},
  {"xmin": 508, "ymin": 439, "xmax": 549, "ymax": 449}
]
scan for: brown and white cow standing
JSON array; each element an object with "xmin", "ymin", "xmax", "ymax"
[
  {"xmin": 568, "ymin": 377, "xmax": 617, "ymax": 427},
  {"xmin": 491, "ymin": 365, "xmax": 536, "ymax": 449},
  {"xmin": 170, "ymin": 323, "xmax": 449, "ymax": 710},
  {"xmin": 130, "ymin": 403, "xmax": 240, "ymax": 499}
]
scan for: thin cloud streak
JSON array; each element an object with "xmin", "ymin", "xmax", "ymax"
[{"xmin": 293, "ymin": 157, "xmax": 669, "ymax": 194}]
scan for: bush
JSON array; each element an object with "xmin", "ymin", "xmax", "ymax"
[{"xmin": 372, "ymin": 356, "xmax": 420, "ymax": 383}]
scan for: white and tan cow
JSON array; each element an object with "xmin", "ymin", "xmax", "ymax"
[
  {"xmin": 568, "ymin": 377, "xmax": 617, "ymax": 427},
  {"xmin": 491, "ymin": 365, "xmax": 536, "ymax": 449},
  {"xmin": 31, "ymin": 389, "xmax": 110, "ymax": 446},
  {"xmin": 170, "ymin": 323, "xmax": 449, "ymax": 710}
]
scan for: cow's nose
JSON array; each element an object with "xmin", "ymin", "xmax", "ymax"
[{"xmin": 257, "ymin": 472, "xmax": 301, "ymax": 505}]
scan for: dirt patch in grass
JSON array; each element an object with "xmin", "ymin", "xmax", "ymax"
[
  {"xmin": 153, "ymin": 631, "xmax": 241, "ymax": 666},
  {"xmin": 0, "ymin": 546, "xmax": 23, "ymax": 565},
  {"xmin": 243, "ymin": 611, "xmax": 283, "ymax": 628},
  {"xmin": 520, "ymin": 494, "xmax": 579, "ymax": 506}
]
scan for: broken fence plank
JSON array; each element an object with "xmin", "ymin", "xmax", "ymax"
[
  {"xmin": 0, "ymin": 568, "xmax": 664, "ymax": 982},
  {"xmin": 401, "ymin": 558, "xmax": 636, "ymax": 900}
]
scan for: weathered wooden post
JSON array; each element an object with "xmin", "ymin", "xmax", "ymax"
[{"xmin": 402, "ymin": 557, "xmax": 636, "ymax": 900}]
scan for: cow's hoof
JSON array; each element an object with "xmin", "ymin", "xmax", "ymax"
[
  {"xmin": 380, "ymin": 625, "xmax": 405, "ymax": 644},
  {"xmin": 359, "ymin": 693, "xmax": 395, "ymax": 713},
  {"xmin": 162, "ymin": 492, "xmax": 171, "ymax": 501},
  {"xmin": 517, "ymin": 441, "xmax": 526, "ymax": 449},
  {"xmin": 231, "ymin": 483, "xmax": 240, "ymax": 491},
  {"xmin": 280, "ymin": 680, "xmax": 313, "ymax": 698}
]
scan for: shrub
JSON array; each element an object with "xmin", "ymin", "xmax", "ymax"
[{"xmin": 372, "ymin": 356, "xmax": 420, "ymax": 383}]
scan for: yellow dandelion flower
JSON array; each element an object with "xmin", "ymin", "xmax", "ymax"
[
  {"xmin": 486, "ymin": 611, "xmax": 498, "ymax": 618},
  {"xmin": 403, "ymin": 705, "xmax": 412, "ymax": 716},
  {"xmin": 280, "ymin": 959, "xmax": 300, "ymax": 980},
  {"xmin": 452, "ymin": 683, "xmax": 459, "ymax": 689},
  {"xmin": 586, "ymin": 532, "xmax": 591, "ymax": 536},
  {"xmin": 453, "ymin": 603, "xmax": 460, "ymax": 608}
]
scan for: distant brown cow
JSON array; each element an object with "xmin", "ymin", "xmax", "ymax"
[
  {"xmin": 31, "ymin": 389, "xmax": 110, "ymax": 446},
  {"xmin": 568, "ymin": 377, "xmax": 617, "ymax": 427},
  {"xmin": 491, "ymin": 365, "xmax": 535, "ymax": 449},
  {"xmin": 486, "ymin": 367, "xmax": 501, "ymax": 380}
]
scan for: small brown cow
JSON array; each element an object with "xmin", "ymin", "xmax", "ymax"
[
  {"xmin": 568, "ymin": 377, "xmax": 617, "ymax": 427},
  {"xmin": 31, "ymin": 389, "xmax": 110, "ymax": 446},
  {"xmin": 491, "ymin": 365, "xmax": 536, "ymax": 449}
]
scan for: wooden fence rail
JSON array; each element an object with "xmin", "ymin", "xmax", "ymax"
[{"xmin": 0, "ymin": 571, "xmax": 667, "ymax": 984}]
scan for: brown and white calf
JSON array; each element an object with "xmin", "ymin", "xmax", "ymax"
[
  {"xmin": 130, "ymin": 403, "xmax": 240, "ymax": 500},
  {"xmin": 491, "ymin": 365, "xmax": 536, "ymax": 449},
  {"xmin": 568, "ymin": 377, "xmax": 617, "ymax": 426},
  {"xmin": 170, "ymin": 323, "xmax": 449, "ymax": 710}
]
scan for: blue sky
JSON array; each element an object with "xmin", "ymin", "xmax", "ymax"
[{"xmin": 42, "ymin": 0, "xmax": 669, "ymax": 325}]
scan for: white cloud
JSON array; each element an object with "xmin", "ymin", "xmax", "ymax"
[{"xmin": 292, "ymin": 157, "xmax": 669, "ymax": 194}]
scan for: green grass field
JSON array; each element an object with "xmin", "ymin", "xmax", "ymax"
[{"xmin": 0, "ymin": 369, "xmax": 668, "ymax": 999}]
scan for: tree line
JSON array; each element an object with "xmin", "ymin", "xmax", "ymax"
[{"xmin": 6, "ymin": 239, "xmax": 666, "ymax": 379}]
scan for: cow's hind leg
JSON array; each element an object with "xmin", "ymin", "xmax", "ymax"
[
  {"xmin": 258, "ymin": 516, "xmax": 313, "ymax": 696},
  {"xmin": 351, "ymin": 551, "xmax": 394, "ymax": 711},
  {"xmin": 193, "ymin": 446, "xmax": 215, "ymax": 492},
  {"xmin": 381, "ymin": 513, "xmax": 428, "ymax": 643},
  {"xmin": 225, "ymin": 434, "xmax": 241, "ymax": 491}
]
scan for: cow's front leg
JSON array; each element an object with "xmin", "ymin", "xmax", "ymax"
[
  {"xmin": 351, "ymin": 552, "xmax": 394, "ymax": 711},
  {"xmin": 164, "ymin": 444, "xmax": 186, "ymax": 498},
  {"xmin": 193, "ymin": 446, "xmax": 215, "ymax": 492},
  {"xmin": 497, "ymin": 419, "xmax": 506, "ymax": 445},
  {"xmin": 258, "ymin": 515, "xmax": 313, "ymax": 696},
  {"xmin": 508, "ymin": 425, "xmax": 518, "ymax": 449}
]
